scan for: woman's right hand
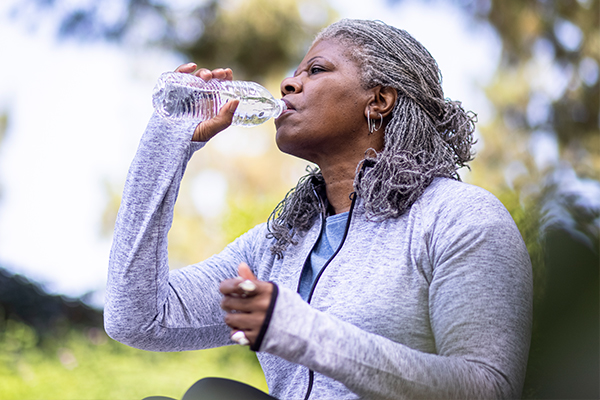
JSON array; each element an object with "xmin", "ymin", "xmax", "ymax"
[{"xmin": 174, "ymin": 63, "xmax": 240, "ymax": 142}]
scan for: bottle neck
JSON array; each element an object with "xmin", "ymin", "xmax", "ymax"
[{"xmin": 275, "ymin": 99, "xmax": 287, "ymax": 118}]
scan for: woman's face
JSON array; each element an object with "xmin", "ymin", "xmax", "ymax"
[{"xmin": 275, "ymin": 39, "xmax": 377, "ymax": 165}]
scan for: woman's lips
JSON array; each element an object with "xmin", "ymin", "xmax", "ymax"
[
  {"xmin": 276, "ymin": 98, "xmax": 296, "ymax": 123},
  {"xmin": 281, "ymin": 98, "xmax": 295, "ymax": 112}
]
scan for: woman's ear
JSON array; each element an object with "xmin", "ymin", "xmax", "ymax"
[
  {"xmin": 371, "ymin": 86, "xmax": 398, "ymax": 118},
  {"xmin": 365, "ymin": 86, "xmax": 397, "ymax": 119}
]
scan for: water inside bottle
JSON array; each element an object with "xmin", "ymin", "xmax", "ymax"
[
  {"xmin": 157, "ymin": 83, "xmax": 222, "ymax": 121},
  {"xmin": 153, "ymin": 74, "xmax": 285, "ymax": 127}
]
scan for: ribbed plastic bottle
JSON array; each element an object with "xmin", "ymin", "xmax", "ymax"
[{"xmin": 152, "ymin": 72, "xmax": 286, "ymax": 127}]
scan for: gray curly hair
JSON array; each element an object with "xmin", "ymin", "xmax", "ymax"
[{"xmin": 267, "ymin": 19, "xmax": 477, "ymax": 258}]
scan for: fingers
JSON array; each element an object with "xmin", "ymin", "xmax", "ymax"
[
  {"xmin": 175, "ymin": 62, "xmax": 197, "ymax": 73},
  {"xmin": 196, "ymin": 67, "xmax": 233, "ymax": 81},
  {"xmin": 174, "ymin": 63, "xmax": 233, "ymax": 81},
  {"xmin": 219, "ymin": 272, "xmax": 263, "ymax": 300},
  {"xmin": 176, "ymin": 66, "xmax": 233, "ymax": 82},
  {"xmin": 222, "ymin": 289, "xmax": 268, "ymax": 347},
  {"xmin": 221, "ymin": 68, "xmax": 233, "ymax": 81},
  {"xmin": 191, "ymin": 99, "xmax": 239, "ymax": 142},
  {"xmin": 225, "ymin": 311, "xmax": 264, "ymax": 345},
  {"xmin": 219, "ymin": 263, "xmax": 262, "ymax": 297},
  {"xmin": 224, "ymin": 309, "xmax": 265, "ymax": 332},
  {"xmin": 221, "ymin": 290, "xmax": 271, "ymax": 313},
  {"xmin": 172, "ymin": 64, "xmax": 236, "ymax": 142},
  {"xmin": 220, "ymin": 263, "xmax": 272, "ymax": 347},
  {"xmin": 238, "ymin": 262, "xmax": 257, "ymax": 281},
  {"xmin": 230, "ymin": 330, "xmax": 250, "ymax": 346}
]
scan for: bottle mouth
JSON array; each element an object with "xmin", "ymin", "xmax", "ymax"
[{"xmin": 275, "ymin": 99, "xmax": 287, "ymax": 118}]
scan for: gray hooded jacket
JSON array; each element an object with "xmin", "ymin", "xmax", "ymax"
[{"xmin": 105, "ymin": 115, "xmax": 533, "ymax": 399}]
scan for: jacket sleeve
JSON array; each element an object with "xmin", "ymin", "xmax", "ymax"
[
  {"xmin": 104, "ymin": 114, "xmax": 258, "ymax": 351},
  {"xmin": 258, "ymin": 191, "xmax": 533, "ymax": 400}
]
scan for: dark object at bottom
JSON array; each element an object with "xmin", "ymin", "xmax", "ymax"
[{"xmin": 143, "ymin": 377, "xmax": 276, "ymax": 400}]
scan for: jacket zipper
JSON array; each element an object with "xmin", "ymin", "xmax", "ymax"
[{"xmin": 301, "ymin": 192, "xmax": 357, "ymax": 400}]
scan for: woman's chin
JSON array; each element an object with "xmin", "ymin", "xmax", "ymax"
[
  {"xmin": 274, "ymin": 130, "xmax": 296, "ymax": 155},
  {"xmin": 275, "ymin": 136, "xmax": 315, "ymax": 163},
  {"xmin": 275, "ymin": 139, "xmax": 302, "ymax": 159}
]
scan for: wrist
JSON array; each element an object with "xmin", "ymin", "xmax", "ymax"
[{"xmin": 250, "ymin": 282, "xmax": 279, "ymax": 352}]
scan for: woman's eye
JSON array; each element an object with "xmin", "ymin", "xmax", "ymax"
[{"xmin": 310, "ymin": 66, "xmax": 325, "ymax": 74}]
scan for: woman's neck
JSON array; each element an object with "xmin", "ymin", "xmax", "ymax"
[
  {"xmin": 314, "ymin": 132, "xmax": 382, "ymax": 215},
  {"xmin": 320, "ymin": 160, "xmax": 358, "ymax": 215}
]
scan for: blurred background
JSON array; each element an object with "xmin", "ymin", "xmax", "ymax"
[{"xmin": 0, "ymin": 0, "xmax": 597, "ymax": 398}]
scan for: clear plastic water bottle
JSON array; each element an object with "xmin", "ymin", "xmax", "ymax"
[{"xmin": 152, "ymin": 72, "xmax": 286, "ymax": 127}]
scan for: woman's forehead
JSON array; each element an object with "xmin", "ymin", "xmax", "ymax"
[{"xmin": 300, "ymin": 39, "xmax": 357, "ymax": 67}]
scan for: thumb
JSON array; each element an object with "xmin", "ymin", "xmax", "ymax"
[
  {"xmin": 238, "ymin": 262, "xmax": 257, "ymax": 280},
  {"xmin": 192, "ymin": 99, "xmax": 239, "ymax": 142}
]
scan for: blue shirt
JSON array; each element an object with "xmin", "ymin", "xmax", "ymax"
[{"xmin": 298, "ymin": 211, "xmax": 349, "ymax": 301}]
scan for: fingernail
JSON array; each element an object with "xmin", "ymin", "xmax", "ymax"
[
  {"xmin": 239, "ymin": 280, "xmax": 257, "ymax": 293},
  {"xmin": 231, "ymin": 331, "xmax": 249, "ymax": 346}
]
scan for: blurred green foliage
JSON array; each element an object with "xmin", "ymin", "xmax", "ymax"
[
  {"xmin": 0, "ymin": 318, "xmax": 266, "ymax": 400},
  {"xmin": 481, "ymin": 0, "xmax": 598, "ymax": 154},
  {"xmin": 465, "ymin": 1, "xmax": 600, "ymax": 398},
  {"xmin": 181, "ymin": 0, "xmax": 334, "ymax": 80},
  {"xmin": 6, "ymin": 0, "xmax": 599, "ymax": 398},
  {"xmin": 496, "ymin": 186, "xmax": 599, "ymax": 399},
  {"xmin": 496, "ymin": 190, "xmax": 545, "ymax": 301},
  {"xmin": 0, "ymin": 268, "xmax": 266, "ymax": 399},
  {"xmin": 523, "ymin": 228, "xmax": 599, "ymax": 399},
  {"xmin": 12, "ymin": 0, "xmax": 335, "ymax": 80}
]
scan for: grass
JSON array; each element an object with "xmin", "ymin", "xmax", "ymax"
[{"xmin": 0, "ymin": 320, "xmax": 267, "ymax": 400}]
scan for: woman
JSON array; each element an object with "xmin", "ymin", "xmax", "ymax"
[{"xmin": 105, "ymin": 19, "xmax": 533, "ymax": 400}]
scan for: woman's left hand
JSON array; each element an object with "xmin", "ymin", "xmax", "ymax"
[{"xmin": 220, "ymin": 263, "xmax": 274, "ymax": 347}]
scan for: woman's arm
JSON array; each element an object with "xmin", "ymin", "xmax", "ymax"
[{"xmin": 104, "ymin": 66, "xmax": 246, "ymax": 351}]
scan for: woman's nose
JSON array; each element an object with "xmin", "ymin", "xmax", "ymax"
[{"xmin": 280, "ymin": 76, "xmax": 301, "ymax": 96}]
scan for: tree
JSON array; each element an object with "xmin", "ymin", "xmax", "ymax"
[
  {"xmin": 458, "ymin": 1, "xmax": 599, "ymax": 398},
  {"xmin": 11, "ymin": 0, "xmax": 334, "ymax": 80}
]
